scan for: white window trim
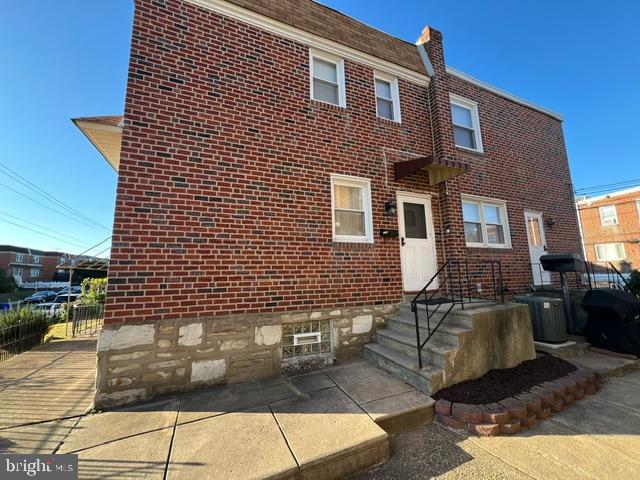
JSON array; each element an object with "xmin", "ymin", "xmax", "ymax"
[
  {"xmin": 595, "ymin": 243, "xmax": 626, "ymax": 262},
  {"xmin": 330, "ymin": 174, "xmax": 373, "ymax": 244},
  {"xmin": 15, "ymin": 253, "xmax": 23, "ymax": 262},
  {"xmin": 461, "ymin": 194, "xmax": 512, "ymax": 249},
  {"xmin": 636, "ymin": 199, "xmax": 640, "ymax": 220},
  {"xmin": 373, "ymin": 72, "xmax": 401, "ymax": 123},
  {"xmin": 450, "ymin": 93, "xmax": 484, "ymax": 154},
  {"xmin": 30, "ymin": 268, "xmax": 40, "ymax": 277},
  {"xmin": 33, "ymin": 255, "xmax": 40, "ymax": 263},
  {"xmin": 599, "ymin": 205, "xmax": 618, "ymax": 226},
  {"xmin": 310, "ymin": 49, "xmax": 346, "ymax": 108}
]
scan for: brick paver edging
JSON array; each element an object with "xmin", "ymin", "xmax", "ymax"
[{"xmin": 434, "ymin": 369, "xmax": 599, "ymax": 436}]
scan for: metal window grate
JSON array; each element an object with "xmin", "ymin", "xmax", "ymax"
[{"xmin": 282, "ymin": 320, "xmax": 331, "ymax": 358}]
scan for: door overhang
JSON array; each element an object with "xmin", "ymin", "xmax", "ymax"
[{"xmin": 394, "ymin": 155, "xmax": 470, "ymax": 185}]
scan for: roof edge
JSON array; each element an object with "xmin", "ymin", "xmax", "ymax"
[
  {"xmin": 446, "ymin": 66, "xmax": 563, "ymax": 121},
  {"xmin": 185, "ymin": 0, "xmax": 431, "ymax": 85}
]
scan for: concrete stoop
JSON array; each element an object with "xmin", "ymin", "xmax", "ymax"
[{"xmin": 364, "ymin": 302, "xmax": 537, "ymax": 395}]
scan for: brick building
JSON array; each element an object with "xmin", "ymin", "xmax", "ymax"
[
  {"xmin": 577, "ymin": 186, "xmax": 640, "ymax": 271},
  {"xmin": 0, "ymin": 245, "xmax": 66, "ymax": 284},
  {"xmin": 75, "ymin": 0, "xmax": 581, "ymax": 407}
]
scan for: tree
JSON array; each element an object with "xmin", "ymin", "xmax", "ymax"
[
  {"xmin": 78, "ymin": 278, "xmax": 108, "ymax": 305},
  {"xmin": 0, "ymin": 269, "xmax": 17, "ymax": 294}
]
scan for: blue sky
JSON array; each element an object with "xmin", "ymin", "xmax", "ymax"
[{"xmin": 1, "ymin": 0, "xmax": 638, "ymax": 254}]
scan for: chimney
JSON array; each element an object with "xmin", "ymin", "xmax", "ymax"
[{"xmin": 416, "ymin": 26, "xmax": 446, "ymax": 77}]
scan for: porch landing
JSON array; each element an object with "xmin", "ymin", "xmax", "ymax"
[{"xmin": 49, "ymin": 359, "xmax": 434, "ymax": 480}]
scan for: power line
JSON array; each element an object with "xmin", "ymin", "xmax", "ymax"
[
  {"xmin": 0, "ymin": 210, "xmax": 84, "ymax": 243},
  {"xmin": 0, "ymin": 181, "xmax": 111, "ymax": 233},
  {"xmin": 575, "ymin": 178, "xmax": 640, "ymax": 195},
  {"xmin": 0, "ymin": 161, "xmax": 109, "ymax": 231},
  {"xmin": 0, "ymin": 217, "xmax": 90, "ymax": 249}
]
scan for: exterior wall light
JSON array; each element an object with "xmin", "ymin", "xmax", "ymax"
[{"xmin": 384, "ymin": 199, "xmax": 397, "ymax": 216}]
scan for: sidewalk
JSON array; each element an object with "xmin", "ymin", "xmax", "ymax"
[
  {"xmin": 0, "ymin": 336, "xmax": 97, "ymax": 454},
  {"xmin": 359, "ymin": 368, "xmax": 640, "ymax": 479},
  {"xmin": 0, "ymin": 340, "xmax": 434, "ymax": 480}
]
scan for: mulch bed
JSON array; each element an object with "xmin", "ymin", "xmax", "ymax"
[{"xmin": 433, "ymin": 354, "xmax": 577, "ymax": 405}]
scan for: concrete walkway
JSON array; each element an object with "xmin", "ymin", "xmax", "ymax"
[
  {"xmin": 0, "ymin": 336, "xmax": 97, "ymax": 453},
  {"xmin": 1, "ymin": 344, "xmax": 433, "ymax": 480},
  {"xmin": 359, "ymin": 370, "xmax": 640, "ymax": 479}
]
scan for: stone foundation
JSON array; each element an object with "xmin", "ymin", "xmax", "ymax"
[{"xmin": 94, "ymin": 304, "xmax": 398, "ymax": 408}]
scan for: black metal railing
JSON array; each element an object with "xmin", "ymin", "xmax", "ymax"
[
  {"xmin": 585, "ymin": 261, "xmax": 633, "ymax": 294},
  {"xmin": 71, "ymin": 303, "xmax": 104, "ymax": 337},
  {"xmin": 411, "ymin": 259, "xmax": 504, "ymax": 368},
  {"xmin": 532, "ymin": 260, "xmax": 634, "ymax": 296},
  {"xmin": 0, "ymin": 317, "xmax": 48, "ymax": 363}
]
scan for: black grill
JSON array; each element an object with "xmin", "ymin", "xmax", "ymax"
[{"xmin": 540, "ymin": 253, "xmax": 585, "ymax": 273}]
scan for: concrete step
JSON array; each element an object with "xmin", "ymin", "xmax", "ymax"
[
  {"xmin": 376, "ymin": 329, "xmax": 455, "ymax": 369},
  {"xmin": 363, "ymin": 342, "xmax": 443, "ymax": 395},
  {"xmin": 387, "ymin": 312, "xmax": 469, "ymax": 345},
  {"xmin": 397, "ymin": 303, "xmax": 475, "ymax": 329}
]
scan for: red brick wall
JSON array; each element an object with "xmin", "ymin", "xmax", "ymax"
[
  {"xmin": 106, "ymin": 0, "xmax": 438, "ymax": 324},
  {"xmin": 578, "ymin": 191, "xmax": 640, "ymax": 270},
  {"xmin": 421, "ymin": 26, "xmax": 581, "ymax": 294},
  {"xmin": 105, "ymin": 0, "xmax": 580, "ymax": 324}
]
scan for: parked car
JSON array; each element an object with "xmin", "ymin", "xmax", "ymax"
[
  {"xmin": 57, "ymin": 286, "xmax": 82, "ymax": 295},
  {"xmin": 22, "ymin": 291, "xmax": 57, "ymax": 304},
  {"xmin": 39, "ymin": 294, "xmax": 81, "ymax": 317}
]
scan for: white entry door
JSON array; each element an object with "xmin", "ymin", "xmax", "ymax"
[
  {"xmin": 397, "ymin": 193, "xmax": 438, "ymax": 292},
  {"xmin": 525, "ymin": 211, "xmax": 551, "ymax": 285}
]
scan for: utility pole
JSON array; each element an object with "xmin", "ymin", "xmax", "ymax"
[{"xmin": 64, "ymin": 267, "xmax": 73, "ymax": 337}]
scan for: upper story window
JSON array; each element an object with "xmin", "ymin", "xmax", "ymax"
[
  {"xmin": 33, "ymin": 255, "xmax": 40, "ymax": 263},
  {"xmin": 462, "ymin": 196, "xmax": 511, "ymax": 248},
  {"xmin": 599, "ymin": 205, "xmax": 618, "ymax": 226},
  {"xmin": 15, "ymin": 253, "xmax": 23, "ymax": 262},
  {"xmin": 450, "ymin": 94, "xmax": 483, "ymax": 153},
  {"xmin": 331, "ymin": 174, "xmax": 373, "ymax": 243},
  {"xmin": 310, "ymin": 50, "xmax": 346, "ymax": 108},
  {"xmin": 374, "ymin": 73, "xmax": 401, "ymax": 122},
  {"xmin": 595, "ymin": 243, "xmax": 626, "ymax": 261},
  {"xmin": 30, "ymin": 268, "xmax": 40, "ymax": 277}
]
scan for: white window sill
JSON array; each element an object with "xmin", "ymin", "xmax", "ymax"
[
  {"xmin": 455, "ymin": 145, "xmax": 484, "ymax": 155},
  {"xmin": 333, "ymin": 237, "xmax": 374, "ymax": 244},
  {"xmin": 311, "ymin": 98, "xmax": 346, "ymax": 109},
  {"xmin": 466, "ymin": 242, "xmax": 512, "ymax": 250}
]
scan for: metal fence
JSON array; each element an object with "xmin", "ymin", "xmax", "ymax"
[
  {"xmin": 70, "ymin": 303, "xmax": 104, "ymax": 337},
  {"xmin": 0, "ymin": 317, "xmax": 48, "ymax": 363}
]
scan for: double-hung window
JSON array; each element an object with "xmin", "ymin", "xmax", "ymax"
[
  {"xmin": 595, "ymin": 243, "xmax": 626, "ymax": 261},
  {"xmin": 331, "ymin": 174, "xmax": 373, "ymax": 243},
  {"xmin": 462, "ymin": 196, "xmax": 511, "ymax": 248},
  {"xmin": 310, "ymin": 50, "xmax": 346, "ymax": 107},
  {"xmin": 599, "ymin": 205, "xmax": 618, "ymax": 226},
  {"xmin": 374, "ymin": 73, "xmax": 401, "ymax": 122},
  {"xmin": 450, "ymin": 94, "xmax": 483, "ymax": 153},
  {"xmin": 30, "ymin": 268, "xmax": 40, "ymax": 277},
  {"xmin": 15, "ymin": 253, "xmax": 23, "ymax": 262}
]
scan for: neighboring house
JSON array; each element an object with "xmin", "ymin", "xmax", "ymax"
[
  {"xmin": 577, "ymin": 186, "xmax": 640, "ymax": 271},
  {"xmin": 75, "ymin": 0, "xmax": 581, "ymax": 407},
  {"xmin": 0, "ymin": 245, "xmax": 67, "ymax": 284}
]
